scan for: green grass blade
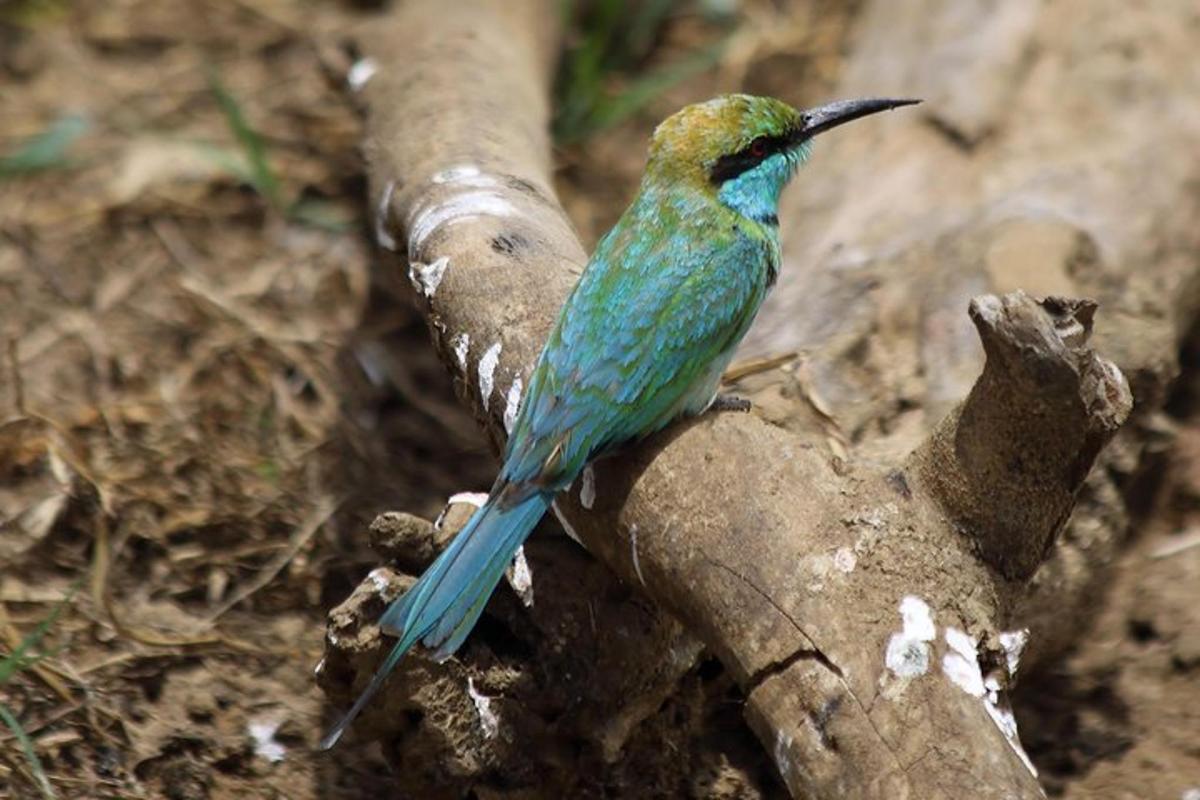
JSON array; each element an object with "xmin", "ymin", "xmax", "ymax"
[
  {"xmin": 188, "ymin": 140, "xmax": 256, "ymax": 186},
  {"xmin": 0, "ymin": 584, "xmax": 77, "ymax": 685},
  {"xmin": 206, "ymin": 69, "xmax": 284, "ymax": 211},
  {"xmin": 553, "ymin": 0, "xmax": 726, "ymax": 143},
  {"xmin": 0, "ymin": 703, "xmax": 58, "ymax": 799},
  {"xmin": 565, "ymin": 36, "xmax": 729, "ymax": 142},
  {"xmin": 286, "ymin": 198, "xmax": 351, "ymax": 232},
  {"xmin": 624, "ymin": 0, "xmax": 676, "ymax": 62},
  {"xmin": 555, "ymin": 0, "xmax": 624, "ymax": 138},
  {"xmin": 0, "ymin": 0, "xmax": 71, "ymax": 27},
  {"xmin": 0, "ymin": 114, "xmax": 89, "ymax": 180},
  {"xmin": 0, "ymin": 584, "xmax": 79, "ymax": 797}
]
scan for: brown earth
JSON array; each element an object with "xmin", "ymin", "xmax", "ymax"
[{"xmin": 0, "ymin": 1, "xmax": 1197, "ymax": 798}]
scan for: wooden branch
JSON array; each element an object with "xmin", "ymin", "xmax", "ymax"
[
  {"xmin": 743, "ymin": 0, "xmax": 1200, "ymax": 668},
  {"xmin": 914, "ymin": 294, "xmax": 1129, "ymax": 579},
  {"xmin": 317, "ymin": 0, "xmax": 1200, "ymax": 796}
]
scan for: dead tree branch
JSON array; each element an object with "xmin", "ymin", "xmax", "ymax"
[{"xmin": 318, "ymin": 0, "xmax": 1200, "ymax": 797}]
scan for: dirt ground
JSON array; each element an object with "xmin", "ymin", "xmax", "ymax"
[{"xmin": 0, "ymin": 2, "xmax": 1197, "ymax": 799}]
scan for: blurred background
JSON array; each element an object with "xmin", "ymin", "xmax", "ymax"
[{"xmin": 1, "ymin": 0, "xmax": 1198, "ymax": 797}]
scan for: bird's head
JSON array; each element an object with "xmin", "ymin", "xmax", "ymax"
[{"xmin": 646, "ymin": 94, "xmax": 919, "ymax": 223}]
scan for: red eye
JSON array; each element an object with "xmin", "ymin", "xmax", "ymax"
[{"xmin": 750, "ymin": 139, "xmax": 767, "ymax": 158}]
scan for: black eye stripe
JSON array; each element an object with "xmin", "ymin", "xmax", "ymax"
[{"xmin": 709, "ymin": 134, "xmax": 793, "ymax": 184}]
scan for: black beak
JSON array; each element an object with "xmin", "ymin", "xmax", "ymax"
[{"xmin": 794, "ymin": 97, "xmax": 921, "ymax": 141}]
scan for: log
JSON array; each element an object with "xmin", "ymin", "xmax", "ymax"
[{"xmin": 319, "ymin": 0, "xmax": 1200, "ymax": 796}]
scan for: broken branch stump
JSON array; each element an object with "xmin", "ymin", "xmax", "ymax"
[{"xmin": 320, "ymin": 1, "xmax": 1138, "ymax": 796}]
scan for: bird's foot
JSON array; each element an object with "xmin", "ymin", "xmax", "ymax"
[{"xmin": 710, "ymin": 393, "xmax": 752, "ymax": 413}]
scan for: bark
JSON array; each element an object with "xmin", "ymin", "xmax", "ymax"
[
  {"xmin": 747, "ymin": 0, "xmax": 1200, "ymax": 668},
  {"xmin": 914, "ymin": 295, "xmax": 1127, "ymax": 580},
  {"xmin": 318, "ymin": 0, "xmax": 1200, "ymax": 797}
]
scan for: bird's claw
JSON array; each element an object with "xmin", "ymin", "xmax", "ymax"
[{"xmin": 710, "ymin": 393, "xmax": 752, "ymax": 413}]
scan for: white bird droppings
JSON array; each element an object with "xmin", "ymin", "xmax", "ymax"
[
  {"xmin": 432, "ymin": 164, "xmax": 481, "ymax": 184},
  {"xmin": 409, "ymin": 191, "xmax": 517, "ymax": 255},
  {"xmin": 551, "ymin": 500, "xmax": 583, "ymax": 545},
  {"xmin": 999, "ymin": 629, "xmax": 1029, "ymax": 676},
  {"xmin": 466, "ymin": 677, "xmax": 499, "ymax": 739},
  {"xmin": 451, "ymin": 333, "xmax": 470, "ymax": 371},
  {"xmin": 367, "ymin": 567, "xmax": 394, "ymax": 599},
  {"xmin": 346, "ymin": 57, "xmax": 378, "ymax": 92},
  {"xmin": 833, "ymin": 546, "xmax": 857, "ymax": 573},
  {"xmin": 983, "ymin": 675, "xmax": 1038, "ymax": 776},
  {"xmin": 1182, "ymin": 789, "xmax": 1200, "ymax": 800},
  {"xmin": 942, "ymin": 627, "xmax": 985, "ymax": 697},
  {"xmin": 580, "ymin": 465, "xmax": 596, "ymax": 510},
  {"xmin": 375, "ymin": 181, "xmax": 397, "ymax": 251},
  {"xmin": 503, "ymin": 377, "xmax": 523, "ymax": 434},
  {"xmin": 902, "ymin": 596, "xmax": 936, "ymax": 641},
  {"xmin": 886, "ymin": 602, "xmax": 1039, "ymax": 778},
  {"xmin": 431, "ymin": 164, "xmax": 505, "ymax": 189},
  {"xmin": 478, "ymin": 342, "xmax": 502, "ymax": 410},
  {"xmin": 248, "ymin": 717, "xmax": 287, "ymax": 763},
  {"xmin": 938, "ymin": 627, "xmax": 1039, "ymax": 777},
  {"xmin": 885, "ymin": 595, "xmax": 936, "ymax": 678},
  {"xmin": 984, "ymin": 677, "xmax": 1017, "ymax": 740},
  {"xmin": 629, "ymin": 523, "xmax": 646, "ymax": 587},
  {"xmin": 506, "ymin": 545, "xmax": 534, "ymax": 607},
  {"xmin": 773, "ymin": 731, "xmax": 795, "ymax": 785},
  {"xmin": 434, "ymin": 492, "xmax": 489, "ymax": 528},
  {"xmin": 447, "ymin": 492, "xmax": 489, "ymax": 508},
  {"xmin": 409, "ymin": 256, "xmax": 448, "ymax": 297}
]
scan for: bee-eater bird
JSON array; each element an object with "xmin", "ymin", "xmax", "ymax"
[{"xmin": 322, "ymin": 94, "xmax": 918, "ymax": 748}]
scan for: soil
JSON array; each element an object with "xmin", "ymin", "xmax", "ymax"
[{"xmin": 0, "ymin": 2, "xmax": 1197, "ymax": 799}]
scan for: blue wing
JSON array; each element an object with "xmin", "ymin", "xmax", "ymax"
[{"xmin": 502, "ymin": 193, "xmax": 775, "ymax": 490}]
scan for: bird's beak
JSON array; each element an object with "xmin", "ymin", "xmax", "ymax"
[{"xmin": 793, "ymin": 97, "xmax": 921, "ymax": 141}]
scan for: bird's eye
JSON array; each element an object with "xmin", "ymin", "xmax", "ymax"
[{"xmin": 749, "ymin": 138, "xmax": 768, "ymax": 158}]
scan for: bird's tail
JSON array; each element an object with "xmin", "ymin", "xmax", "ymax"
[{"xmin": 320, "ymin": 490, "xmax": 550, "ymax": 749}]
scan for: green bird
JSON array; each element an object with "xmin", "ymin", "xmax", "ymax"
[{"xmin": 322, "ymin": 94, "xmax": 918, "ymax": 748}]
